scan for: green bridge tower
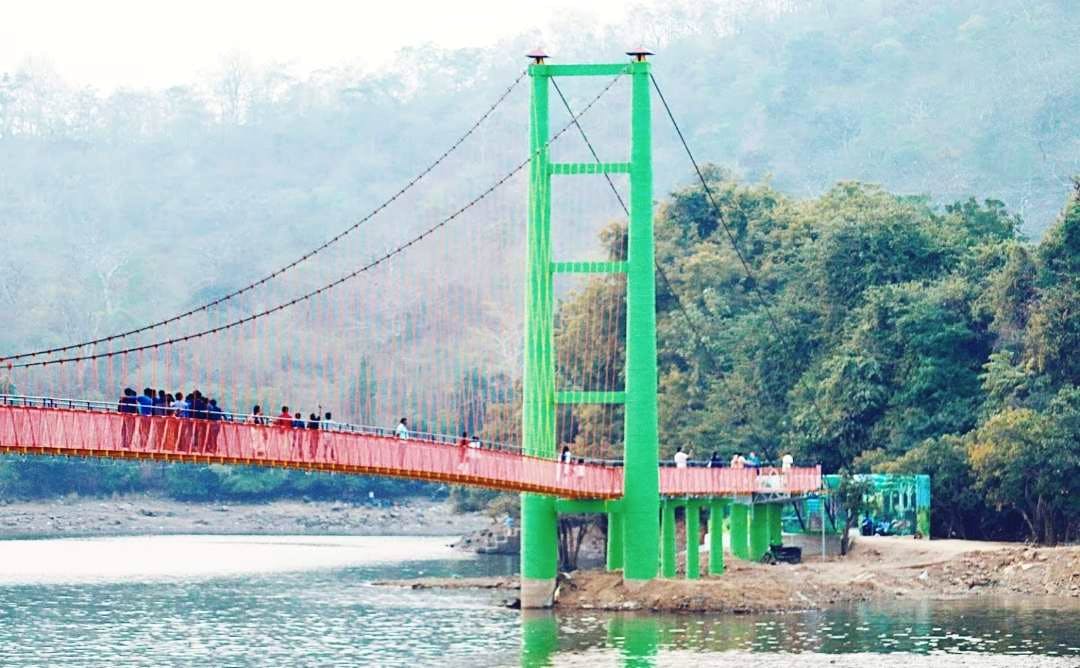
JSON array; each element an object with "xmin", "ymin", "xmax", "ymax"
[{"xmin": 520, "ymin": 50, "xmax": 659, "ymax": 608}]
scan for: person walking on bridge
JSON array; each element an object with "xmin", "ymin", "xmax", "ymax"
[
  {"xmin": 277, "ymin": 406, "xmax": 291, "ymax": 427},
  {"xmin": 306, "ymin": 412, "xmax": 321, "ymax": 459},
  {"xmin": 674, "ymin": 446, "xmax": 690, "ymax": 469},
  {"xmin": 291, "ymin": 412, "xmax": 305, "ymax": 456},
  {"xmin": 249, "ymin": 405, "xmax": 268, "ymax": 456},
  {"xmin": 456, "ymin": 431, "xmax": 470, "ymax": 472},
  {"xmin": 395, "ymin": 417, "xmax": 409, "ymax": 440},
  {"xmin": 118, "ymin": 388, "xmax": 138, "ymax": 448},
  {"xmin": 320, "ymin": 412, "xmax": 338, "ymax": 460}
]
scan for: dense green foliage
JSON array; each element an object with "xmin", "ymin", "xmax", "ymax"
[{"xmin": 557, "ymin": 175, "xmax": 1079, "ymax": 543}]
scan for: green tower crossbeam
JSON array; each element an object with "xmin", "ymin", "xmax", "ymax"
[{"xmin": 520, "ymin": 55, "xmax": 659, "ymax": 604}]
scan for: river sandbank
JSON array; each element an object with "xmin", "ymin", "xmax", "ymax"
[
  {"xmin": 0, "ymin": 495, "xmax": 489, "ymax": 539},
  {"xmin": 378, "ymin": 537, "xmax": 1080, "ymax": 613}
]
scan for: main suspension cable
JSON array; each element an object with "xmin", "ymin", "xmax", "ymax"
[
  {"xmin": 10, "ymin": 73, "xmax": 625, "ymax": 370},
  {"xmin": 550, "ymin": 78, "xmax": 751, "ymax": 426},
  {"xmin": 2, "ymin": 70, "xmax": 529, "ymax": 363},
  {"xmin": 650, "ymin": 73, "xmax": 832, "ymax": 432}
]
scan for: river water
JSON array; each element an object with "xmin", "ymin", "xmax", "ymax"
[{"xmin": 0, "ymin": 535, "xmax": 1076, "ymax": 667}]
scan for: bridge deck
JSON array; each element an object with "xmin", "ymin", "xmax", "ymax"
[{"xmin": 0, "ymin": 405, "xmax": 821, "ymax": 499}]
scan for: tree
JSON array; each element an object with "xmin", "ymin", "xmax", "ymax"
[
  {"xmin": 967, "ymin": 408, "xmax": 1072, "ymax": 544},
  {"xmin": 835, "ymin": 470, "xmax": 874, "ymax": 555}
]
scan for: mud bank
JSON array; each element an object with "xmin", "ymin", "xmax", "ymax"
[{"xmin": 376, "ymin": 537, "xmax": 1080, "ymax": 613}]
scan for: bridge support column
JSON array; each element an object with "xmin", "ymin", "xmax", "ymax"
[
  {"xmin": 606, "ymin": 510, "xmax": 624, "ymax": 571},
  {"xmin": 521, "ymin": 494, "xmax": 558, "ymax": 608},
  {"xmin": 685, "ymin": 502, "xmax": 700, "ymax": 580},
  {"xmin": 730, "ymin": 503, "xmax": 749, "ymax": 560},
  {"xmin": 520, "ymin": 53, "xmax": 557, "ymax": 609},
  {"xmin": 749, "ymin": 503, "xmax": 769, "ymax": 561},
  {"xmin": 768, "ymin": 502, "xmax": 783, "ymax": 546},
  {"xmin": 622, "ymin": 55, "xmax": 660, "ymax": 584},
  {"xmin": 660, "ymin": 500, "xmax": 677, "ymax": 578},
  {"xmin": 708, "ymin": 499, "xmax": 725, "ymax": 575}
]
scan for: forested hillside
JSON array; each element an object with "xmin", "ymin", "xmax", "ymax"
[
  {"xmin": 1, "ymin": 1, "xmax": 1077, "ymax": 357},
  {"xmin": 1, "ymin": 1, "xmax": 1077, "ymax": 532}
]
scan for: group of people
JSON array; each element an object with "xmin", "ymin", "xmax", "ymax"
[
  {"xmin": 250, "ymin": 405, "xmax": 338, "ymax": 432},
  {"xmin": 118, "ymin": 387, "xmax": 226, "ymax": 420},
  {"xmin": 115, "ymin": 386, "xmax": 231, "ymax": 453},
  {"xmin": 671, "ymin": 446, "xmax": 796, "ymax": 470},
  {"xmin": 115, "ymin": 386, "xmax": 344, "ymax": 458}
]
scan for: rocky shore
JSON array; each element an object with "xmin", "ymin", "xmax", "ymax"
[{"xmin": 0, "ymin": 495, "xmax": 489, "ymax": 539}]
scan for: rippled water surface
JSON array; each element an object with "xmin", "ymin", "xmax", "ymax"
[{"xmin": 0, "ymin": 535, "xmax": 1076, "ymax": 667}]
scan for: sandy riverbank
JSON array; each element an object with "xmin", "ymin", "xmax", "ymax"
[
  {"xmin": 377, "ymin": 537, "xmax": 1080, "ymax": 613},
  {"xmin": 0, "ymin": 495, "xmax": 489, "ymax": 539}
]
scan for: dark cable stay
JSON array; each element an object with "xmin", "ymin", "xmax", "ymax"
[
  {"xmin": 550, "ymin": 78, "xmax": 751, "ymax": 424},
  {"xmin": 11, "ymin": 74, "xmax": 625, "ymax": 369},
  {"xmin": 649, "ymin": 73, "xmax": 832, "ymax": 431},
  {"xmin": 2, "ymin": 69, "xmax": 529, "ymax": 363}
]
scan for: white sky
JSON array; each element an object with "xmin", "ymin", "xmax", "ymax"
[{"xmin": 0, "ymin": 0, "xmax": 642, "ymax": 90}]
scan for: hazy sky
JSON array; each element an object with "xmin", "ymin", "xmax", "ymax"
[{"xmin": 0, "ymin": 0, "xmax": 643, "ymax": 90}]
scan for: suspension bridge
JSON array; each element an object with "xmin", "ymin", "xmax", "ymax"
[{"xmin": 0, "ymin": 50, "xmax": 822, "ymax": 608}]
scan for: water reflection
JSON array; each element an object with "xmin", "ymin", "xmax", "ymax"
[
  {"xmin": 518, "ymin": 597, "xmax": 1080, "ymax": 664},
  {"xmin": 1, "ymin": 536, "xmax": 1077, "ymax": 667}
]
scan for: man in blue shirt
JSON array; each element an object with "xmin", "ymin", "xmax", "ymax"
[{"xmin": 136, "ymin": 388, "xmax": 155, "ymax": 416}]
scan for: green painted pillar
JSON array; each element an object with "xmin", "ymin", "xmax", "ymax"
[
  {"xmin": 730, "ymin": 503, "xmax": 749, "ymax": 560},
  {"xmin": 621, "ymin": 56, "xmax": 660, "ymax": 583},
  {"xmin": 749, "ymin": 504, "xmax": 769, "ymax": 561},
  {"xmin": 660, "ymin": 501, "xmax": 677, "ymax": 578},
  {"xmin": 606, "ymin": 510, "xmax": 624, "ymax": 571},
  {"xmin": 768, "ymin": 503, "xmax": 783, "ymax": 547},
  {"xmin": 708, "ymin": 500, "xmax": 725, "ymax": 575},
  {"xmin": 685, "ymin": 503, "xmax": 700, "ymax": 580},
  {"xmin": 520, "ymin": 59, "xmax": 558, "ymax": 608}
]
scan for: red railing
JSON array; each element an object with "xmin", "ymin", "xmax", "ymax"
[
  {"xmin": 0, "ymin": 404, "xmax": 821, "ymax": 499},
  {"xmin": 660, "ymin": 465, "xmax": 822, "ymax": 496}
]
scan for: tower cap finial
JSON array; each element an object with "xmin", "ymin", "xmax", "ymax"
[
  {"xmin": 626, "ymin": 47, "xmax": 654, "ymax": 62},
  {"xmin": 526, "ymin": 49, "xmax": 549, "ymax": 63}
]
